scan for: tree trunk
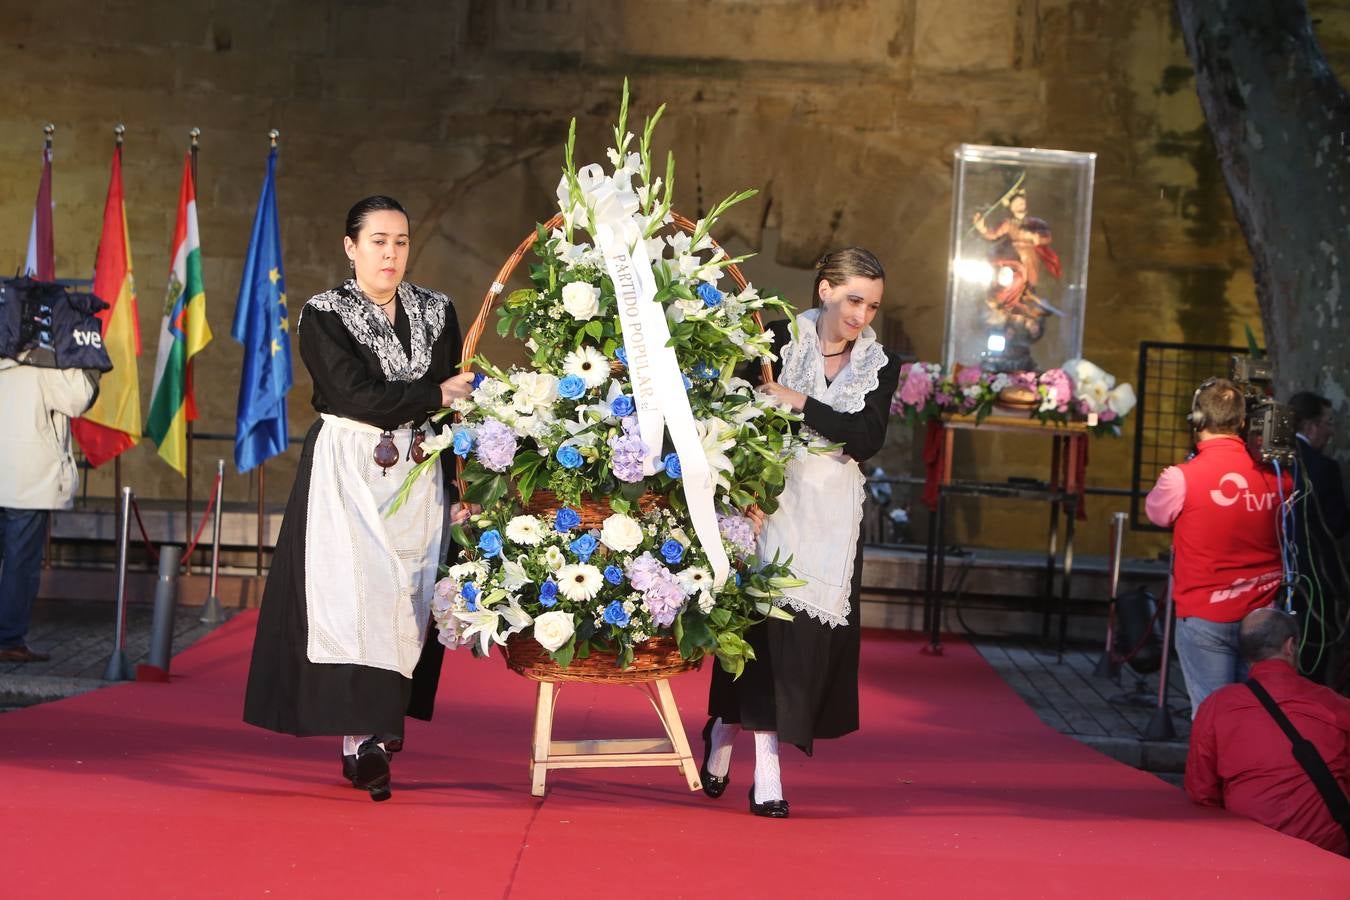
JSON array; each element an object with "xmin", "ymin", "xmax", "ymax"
[{"xmin": 1175, "ymin": 0, "xmax": 1350, "ymax": 446}]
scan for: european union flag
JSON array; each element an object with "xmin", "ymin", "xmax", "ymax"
[{"xmin": 231, "ymin": 147, "xmax": 293, "ymax": 473}]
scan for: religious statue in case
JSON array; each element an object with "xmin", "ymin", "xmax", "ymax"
[{"xmin": 943, "ymin": 145, "xmax": 1095, "ymax": 374}]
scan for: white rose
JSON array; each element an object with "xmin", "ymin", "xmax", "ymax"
[
  {"xmin": 600, "ymin": 513, "xmax": 644, "ymax": 553},
  {"xmin": 532, "ymin": 610, "xmax": 576, "ymax": 652},
  {"xmin": 505, "ymin": 515, "xmax": 545, "ymax": 546},
  {"xmin": 561, "ymin": 281, "xmax": 601, "ymax": 320}
]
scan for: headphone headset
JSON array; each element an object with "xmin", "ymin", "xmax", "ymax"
[{"xmin": 1189, "ymin": 377, "xmax": 1219, "ymax": 430}]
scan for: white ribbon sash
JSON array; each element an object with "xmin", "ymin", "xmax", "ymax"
[{"xmin": 569, "ymin": 164, "xmax": 730, "ymax": 588}]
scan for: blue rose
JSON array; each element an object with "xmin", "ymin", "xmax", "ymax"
[
  {"xmin": 569, "ymin": 533, "xmax": 598, "ymax": 562},
  {"xmin": 734, "ymin": 571, "xmax": 742, "ymax": 587},
  {"xmin": 452, "ymin": 429, "xmax": 475, "ymax": 458},
  {"xmin": 555, "ymin": 507, "xmax": 581, "ymax": 532},
  {"xmin": 558, "ymin": 374, "xmax": 586, "ymax": 400},
  {"xmin": 610, "ymin": 395, "xmax": 635, "ymax": 417},
  {"xmin": 471, "ymin": 372, "xmax": 486, "ymax": 389},
  {"xmin": 697, "ymin": 282, "xmax": 724, "ymax": 307},
  {"xmin": 462, "ymin": 581, "xmax": 479, "ymax": 612},
  {"xmin": 604, "ymin": 565, "xmax": 624, "ymax": 586},
  {"xmin": 615, "ymin": 346, "xmax": 628, "ymax": 365},
  {"xmin": 693, "ymin": 361, "xmax": 720, "ymax": 380},
  {"xmin": 539, "ymin": 579, "xmax": 559, "ymax": 608},
  {"xmin": 477, "ymin": 529, "xmax": 503, "ymax": 558},
  {"xmin": 662, "ymin": 453, "xmax": 682, "ymax": 479},
  {"xmin": 603, "ymin": 600, "xmax": 631, "ymax": 628},
  {"xmin": 682, "ymin": 375, "xmax": 692, "ymax": 390},
  {"xmin": 555, "ymin": 444, "xmax": 584, "ymax": 469},
  {"xmin": 660, "ymin": 539, "xmax": 685, "ymax": 565}
]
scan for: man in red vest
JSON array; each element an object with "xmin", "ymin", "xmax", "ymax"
[{"xmin": 1146, "ymin": 378, "xmax": 1290, "ymax": 715}]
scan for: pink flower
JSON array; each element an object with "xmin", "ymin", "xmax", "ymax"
[
  {"xmin": 1038, "ymin": 369, "xmax": 1072, "ymax": 413},
  {"xmin": 897, "ymin": 362, "xmax": 934, "ymax": 407},
  {"xmin": 1100, "ymin": 409, "xmax": 1117, "ymax": 422},
  {"xmin": 955, "ymin": 366, "xmax": 981, "ymax": 387}
]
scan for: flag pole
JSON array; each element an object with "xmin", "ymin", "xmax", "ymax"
[
  {"xmin": 112, "ymin": 123, "xmax": 125, "ymax": 548},
  {"xmin": 184, "ymin": 127, "xmax": 200, "ymax": 573},
  {"xmin": 256, "ymin": 127, "xmax": 280, "ymax": 577}
]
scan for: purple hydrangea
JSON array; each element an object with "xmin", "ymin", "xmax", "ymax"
[
  {"xmin": 641, "ymin": 571, "xmax": 686, "ymax": 628},
  {"xmin": 718, "ymin": 514, "xmax": 756, "ymax": 557},
  {"xmin": 474, "ymin": 419, "xmax": 518, "ymax": 472},
  {"xmin": 608, "ymin": 415, "xmax": 648, "ymax": 484},
  {"xmin": 625, "ymin": 552, "xmax": 667, "ymax": 591}
]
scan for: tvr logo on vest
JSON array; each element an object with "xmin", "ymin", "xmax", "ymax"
[
  {"xmin": 72, "ymin": 330, "xmax": 102, "ymax": 348},
  {"xmin": 1209, "ymin": 472, "xmax": 1277, "ymax": 511}
]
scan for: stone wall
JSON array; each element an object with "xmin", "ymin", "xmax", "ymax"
[{"xmin": 3, "ymin": 0, "xmax": 1337, "ymax": 557}]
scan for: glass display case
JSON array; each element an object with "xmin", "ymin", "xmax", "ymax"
[{"xmin": 942, "ymin": 144, "xmax": 1096, "ymax": 373}]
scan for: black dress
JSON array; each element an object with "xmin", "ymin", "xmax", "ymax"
[
  {"xmin": 242, "ymin": 284, "xmax": 461, "ymax": 738},
  {"xmin": 707, "ymin": 319, "xmax": 900, "ymax": 754}
]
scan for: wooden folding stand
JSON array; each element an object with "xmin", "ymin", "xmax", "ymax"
[{"xmin": 528, "ymin": 677, "xmax": 703, "ymax": 798}]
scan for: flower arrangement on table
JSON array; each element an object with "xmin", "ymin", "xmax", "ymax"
[
  {"xmin": 397, "ymin": 86, "xmax": 812, "ymax": 676},
  {"xmin": 890, "ymin": 357, "xmax": 1137, "ymax": 436}
]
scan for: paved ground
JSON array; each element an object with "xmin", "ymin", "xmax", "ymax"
[
  {"xmin": 2, "ymin": 598, "xmax": 1193, "ymax": 783},
  {"xmin": 0, "ymin": 598, "xmax": 224, "ymax": 711}
]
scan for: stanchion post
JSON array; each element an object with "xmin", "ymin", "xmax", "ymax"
[
  {"xmin": 144, "ymin": 544, "xmax": 180, "ymax": 673},
  {"xmin": 102, "ymin": 486, "xmax": 134, "ymax": 682},
  {"xmin": 1144, "ymin": 562, "xmax": 1179, "ymax": 741},
  {"xmin": 1094, "ymin": 511, "xmax": 1129, "ymax": 678},
  {"xmin": 201, "ymin": 460, "xmax": 226, "ymax": 625}
]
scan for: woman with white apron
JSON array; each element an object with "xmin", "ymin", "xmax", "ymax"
[
  {"xmin": 243, "ymin": 196, "xmax": 475, "ymax": 801},
  {"xmin": 704, "ymin": 248, "xmax": 899, "ymax": 817}
]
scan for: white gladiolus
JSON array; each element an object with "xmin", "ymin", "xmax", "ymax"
[
  {"xmin": 543, "ymin": 546, "xmax": 567, "ymax": 571},
  {"xmin": 533, "ymin": 610, "xmax": 576, "ymax": 652},
  {"xmin": 599, "ymin": 513, "xmax": 644, "ymax": 553}
]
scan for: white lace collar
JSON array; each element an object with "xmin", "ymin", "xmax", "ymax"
[
  {"xmin": 300, "ymin": 280, "xmax": 449, "ymax": 382},
  {"xmin": 777, "ymin": 309, "xmax": 888, "ymax": 414}
]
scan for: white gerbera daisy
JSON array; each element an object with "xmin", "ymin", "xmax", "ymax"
[
  {"xmin": 505, "ymin": 515, "xmax": 545, "ymax": 546},
  {"xmin": 677, "ymin": 566, "xmax": 712, "ymax": 596},
  {"xmin": 557, "ymin": 564, "xmax": 604, "ymax": 602},
  {"xmin": 564, "ymin": 346, "xmax": 610, "ymax": 389}
]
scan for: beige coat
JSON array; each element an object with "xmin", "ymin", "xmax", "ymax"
[{"xmin": 0, "ymin": 358, "xmax": 98, "ymax": 510}]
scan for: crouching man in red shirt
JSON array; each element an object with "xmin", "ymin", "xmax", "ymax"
[
  {"xmin": 1185, "ymin": 608, "xmax": 1350, "ymax": 855},
  {"xmin": 1145, "ymin": 379, "xmax": 1290, "ymax": 715}
]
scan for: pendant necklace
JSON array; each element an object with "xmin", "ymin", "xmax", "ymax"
[{"xmin": 820, "ymin": 342, "xmax": 852, "ymax": 358}]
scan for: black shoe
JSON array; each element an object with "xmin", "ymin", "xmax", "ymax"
[
  {"xmin": 699, "ymin": 718, "xmax": 729, "ymax": 799},
  {"xmin": 353, "ymin": 737, "xmax": 392, "ymax": 801},
  {"xmin": 383, "ymin": 737, "xmax": 403, "ymax": 754},
  {"xmin": 749, "ymin": 785, "xmax": 789, "ymax": 818},
  {"xmin": 341, "ymin": 752, "xmax": 358, "ymax": 786}
]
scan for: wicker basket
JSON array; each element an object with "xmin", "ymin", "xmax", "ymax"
[
  {"xmin": 523, "ymin": 488, "xmax": 668, "ymax": 530},
  {"xmin": 504, "ymin": 634, "xmax": 700, "ymax": 683}
]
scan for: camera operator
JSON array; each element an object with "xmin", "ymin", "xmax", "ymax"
[
  {"xmin": 1288, "ymin": 392, "xmax": 1348, "ymax": 684},
  {"xmin": 1145, "ymin": 378, "xmax": 1291, "ymax": 715}
]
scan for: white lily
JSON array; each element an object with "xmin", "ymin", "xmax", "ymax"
[{"xmin": 696, "ymin": 417, "xmax": 737, "ymax": 489}]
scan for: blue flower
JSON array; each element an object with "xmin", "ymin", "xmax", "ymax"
[
  {"xmin": 555, "ymin": 444, "xmax": 584, "ymax": 469},
  {"xmin": 615, "ymin": 346, "xmax": 628, "ymax": 365},
  {"xmin": 604, "ymin": 565, "xmax": 624, "ymax": 586},
  {"xmin": 662, "ymin": 453, "xmax": 682, "ymax": 479},
  {"xmin": 539, "ymin": 579, "xmax": 559, "ymax": 608},
  {"xmin": 471, "ymin": 372, "xmax": 486, "ymax": 389},
  {"xmin": 569, "ymin": 533, "xmax": 598, "ymax": 562},
  {"xmin": 660, "ymin": 539, "xmax": 685, "ymax": 565},
  {"xmin": 462, "ymin": 581, "xmax": 479, "ymax": 611},
  {"xmin": 682, "ymin": 375, "xmax": 692, "ymax": 390},
  {"xmin": 452, "ymin": 429, "xmax": 475, "ymax": 458},
  {"xmin": 610, "ymin": 394, "xmax": 635, "ymax": 417},
  {"xmin": 477, "ymin": 529, "xmax": 503, "ymax": 558},
  {"xmin": 603, "ymin": 600, "xmax": 631, "ymax": 628},
  {"xmin": 555, "ymin": 507, "xmax": 581, "ymax": 532},
  {"xmin": 693, "ymin": 361, "xmax": 720, "ymax": 380},
  {"xmin": 734, "ymin": 571, "xmax": 743, "ymax": 587},
  {"xmin": 697, "ymin": 282, "xmax": 724, "ymax": 308},
  {"xmin": 558, "ymin": 374, "xmax": 586, "ymax": 400}
]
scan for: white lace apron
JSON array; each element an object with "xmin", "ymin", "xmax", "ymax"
[
  {"xmin": 305, "ymin": 415, "xmax": 447, "ymax": 677},
  {"xmin": 757, "ymin": 310, "xmax": 888, "ymax": 627}
]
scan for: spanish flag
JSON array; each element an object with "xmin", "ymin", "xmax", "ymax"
[
  {"xmin": 73, "ymin": 143, "xmax": 141, "ymax": 468},
  {"xmin": 146, "ymin": 155, "xmax": 212, "ymax": 474}
]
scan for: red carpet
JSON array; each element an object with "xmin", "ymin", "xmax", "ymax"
[{"xmin": 2, "ymin": 613, "xmax": 1346, "ymax": 898}]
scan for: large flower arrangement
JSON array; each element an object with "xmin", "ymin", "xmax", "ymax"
[
  {"xmin": 890, "ymin": 357, "xmax": 1137, "ymax": 436},
  {"xmin": 399, "ymin": 87, "xmax": 810, "ymax": 675}
]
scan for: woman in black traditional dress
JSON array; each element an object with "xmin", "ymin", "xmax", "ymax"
[
  {"xmin": 704, "ymin": 247, "xmax": 899, "ymax": 817},
  {"xmin": 243, "ymin": 196, "xmax": 475, "ymax": 801}
]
